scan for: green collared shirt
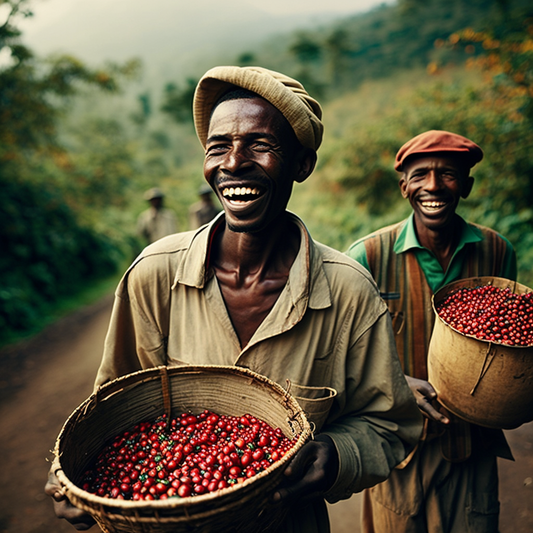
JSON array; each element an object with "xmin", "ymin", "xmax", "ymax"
[
  {"xmin": 349, "ymin": 214, "xmax": 517, "ymax": 293},
  {"xmin": 346, "ymin": 214, "xmax": 517, "ymax": 462}
]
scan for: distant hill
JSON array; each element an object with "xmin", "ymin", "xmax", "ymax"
[
  {"xmin": 19, "ymin": 0, "xmax": 532, "ymax": 100},
  {"xmin": 235, "ymin": 0, "xmax": 533, "ymax": 101}
]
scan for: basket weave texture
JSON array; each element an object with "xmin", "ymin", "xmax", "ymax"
[{"xmin": 54, "ymin": 364, "xmax": 311, "ymax": 533}]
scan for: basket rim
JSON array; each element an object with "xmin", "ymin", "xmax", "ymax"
[
  {"xmin": 54, "ymin": 364, "xmax": 312, "ymax": 513},
  {"xmin": 431, "ymin": 276, "xmax": 533, "ymax": 349}
]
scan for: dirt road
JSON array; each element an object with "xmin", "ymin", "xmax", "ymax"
[{"xmin": 0, "ymin": 295, "xmax": 531, "ymax": 533}]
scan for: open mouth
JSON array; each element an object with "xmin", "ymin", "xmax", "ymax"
[
  {"xmin": 221, "ymin": 186, "xmax": 263, "ymax": 202},
  {"xmin": 420, "ymin": 200, "xmax": 447, "ymax": 211}
]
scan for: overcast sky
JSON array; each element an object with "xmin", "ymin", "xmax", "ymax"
[
  {"xmin": 19, "ymin": 0, "xmax": 394, "ymax": 31},
  {"xmin": 5, "ymin": 0, "xmax": 395, "ymax": 73},
  {"xmin": 248, "ymin": 0, "xmax": 391, "ymax": 14}
]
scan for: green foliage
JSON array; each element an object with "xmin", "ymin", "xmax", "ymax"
[
  {"xmin": 3, "ymin": 0, "xmax": 533, "ymax": 346},
  {"xmin": 289, "ymin": 32, "xmax": 322, "ymax": 64},
  {"xmin": 285, "ymin": 0, "xmax": 533, "ymax": 289},
  {"xmin": 1, "ymin": 14, "xmax": 140, "ymax": 159},
  {"xmin": 237, "ymin": 52, "xmax": 257, "ymax": 66},
  {"xmin": 229, "ymin": 0, "xmax": 531, "ymax": 102},
  {"xmin": 0, "ymin": 0, "xmax": 142, "ymax": 342},
  {"xmin": 290, "ymin": 67, "xmax": 533, "ymax": 287},
  {"xmin": 160, "ymin": 78, "xmax": 198, "ymax": 125},
  {"xmin": 58, "ymin": 118, "xmax": 139, "ymax": 213},
  {"xmin": 131, "ymin": 92, "xmax": 152, "ymax": 126},
  {"xmin": 0, "ymin": 173, "xmax": 120, "ymax": 342}
]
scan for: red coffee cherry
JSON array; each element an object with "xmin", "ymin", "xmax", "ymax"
[
  {"xmin": 437, "ymin": 285, "xmax": 533, "ymax": 346},
  {"xmin": 80, "ymin": 410, "xmax": 299, "ymax": 500}
]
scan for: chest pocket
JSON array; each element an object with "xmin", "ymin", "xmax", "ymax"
[{"xmin": 289, "ymin": 383, "xmax": 337, "ymax": 432}]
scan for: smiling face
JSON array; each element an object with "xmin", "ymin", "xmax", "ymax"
[
  {"xmin": 203, "ymin": 96, "xmax": 315, "ymax": 233},
  {"xmin": 399, "ymin": 154, "xmax": 474, "ymax": 235}
]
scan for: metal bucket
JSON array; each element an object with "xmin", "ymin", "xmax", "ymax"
[{"xmin": 428, "ymin": 276, "xmax": 533, "ymax": 429}]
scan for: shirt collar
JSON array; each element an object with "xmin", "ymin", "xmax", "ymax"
[
  {"xmin": 173, "ymin": 212, "xmax": 224, "ymax": 289},
  {"xmin": 173, "ymin": 211, "xmax": 331, "ymax": 309},
  {"xmin": 393, "ymin": 213, "xmax": 483, "ymax": 254},
  {"xmin": 290, "ymin": 213, "xmax": 332, "ymax": 310}
]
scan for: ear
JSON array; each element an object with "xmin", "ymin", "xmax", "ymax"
[
  {"xmin": 399, "ymin": 174, "xmax": 408, "ymax": 199},
  {"xmin": 294, "ymin": 148, "xmax": 317, "ymax": 183},
  {"xmin": 461, "ymin": 175, "xmax": 474, "ymax": 199}
]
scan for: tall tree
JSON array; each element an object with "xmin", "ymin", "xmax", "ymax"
[{"xmin": 0, "ymin": 0, "xmax": 140, "ymax": 342}]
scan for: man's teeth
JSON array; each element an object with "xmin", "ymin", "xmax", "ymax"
[
  {"xmin": 222, "ymin": 187, "xmax": 260, "ymax": 198},
  {"xmin": 421, "ymin": 201, "xmax": 445, "ymax": 208}
]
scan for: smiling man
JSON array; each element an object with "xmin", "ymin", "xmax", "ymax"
[
  {"xmin": 346, "ymin": 130, "xmax": 517, "ymax": 533},
  {"xmin": 46, "ymin": 66, "xmax": 422, "ymax": 532}
]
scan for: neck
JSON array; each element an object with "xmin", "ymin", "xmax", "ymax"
[
  {"xmin": 213, "ymin": 212, "xmax": 299, "ymax": 283},
  {"xmin": 414, "ymin": 215, "xmax": 461, "ymax": 271}
]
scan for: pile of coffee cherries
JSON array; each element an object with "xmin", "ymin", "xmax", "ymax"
[
  {"xmin": 436, "ymin": 285, "xmax": 533, "ymax": 346},
  {"xmin": 80, "ymin": 410, "xmax": 298, "ymax": 501}
]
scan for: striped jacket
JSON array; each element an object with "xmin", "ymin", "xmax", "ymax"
[{"xmin": 349, "ymin": 218, "xmax": 515, "ymax": 380}]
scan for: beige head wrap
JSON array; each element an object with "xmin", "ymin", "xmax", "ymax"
[{"xmin": 193, "ymin": 66, "xmax": 324, "ymax": 151}]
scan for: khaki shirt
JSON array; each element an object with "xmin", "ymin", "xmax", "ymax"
[
  {"xmin": 98, "ymin": 213, "xmax": 422, "ymax": 533},
  {"xmin": 136, "ymin": 207, "xmax": 178, "ymax": 244}
]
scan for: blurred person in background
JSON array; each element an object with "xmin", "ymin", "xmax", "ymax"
[
  {"xmin": 188, "ymin": 182, "xmax": 221, "ymax": 229},
  {"xmin": 46, "ymin": 66, "xmax": 423, "ymax": 532},
  {"xmin": 137, "ymin": 187, "xmax": 178, "ymax": 244},
  {"xmin": 346, "ymin": 130, "xmax": 517, "ymax": 533}
]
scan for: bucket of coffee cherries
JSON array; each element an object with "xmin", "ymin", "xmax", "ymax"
[
  {"xmin": 428, "ymin": 276, "xmax": 533, "ymax": 429},
  {"xmin": 53, "ymin": 365, "xmax": 311, "ymax": 533}
]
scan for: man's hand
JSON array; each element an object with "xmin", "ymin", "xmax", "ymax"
[
  {"xmin": 45, "ymin": 462, "xmax": 96, "ymax": 531},
  {"xmin": 272, "ymin": 434, "xmax": 339, "ymax": 508},
  {"xmin": 405, "ymin": 375, "xmax": 449, "ymax": 425}
]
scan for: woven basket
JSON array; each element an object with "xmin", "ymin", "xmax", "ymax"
[{"xmin": 53, "ymin": 365, "xmax": 312, "ymax": 533}]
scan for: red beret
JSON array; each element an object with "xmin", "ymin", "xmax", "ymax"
[{"xmin": 394, "ymin": 130, "xmax": 483, "ymax": 171}]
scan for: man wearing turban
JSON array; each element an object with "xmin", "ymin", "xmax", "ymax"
[
  {"xmin": 46, "ymin": 66, "xmax": 422, "ymax": 532},
  {"xmin": 346, "ymin": 130, "xmax": 517, "ymax": 533}
]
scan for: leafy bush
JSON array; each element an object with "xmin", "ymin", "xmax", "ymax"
[
  {"xmin": 290, "ymin": 70, "xmax": 533, "ymax": 287},
  {"xmin": 0, "ymin": 174, "xmax": 122, "ymax": 340}
]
